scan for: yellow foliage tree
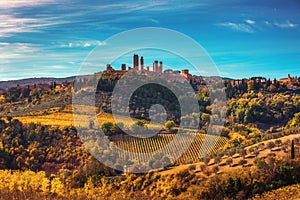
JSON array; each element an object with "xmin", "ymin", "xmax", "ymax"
[{"xmin": 50, "ymin": 177, "xmax": 65, "ymax": 196}]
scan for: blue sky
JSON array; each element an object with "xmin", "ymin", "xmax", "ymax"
[{"xmin": 0, "ymin": 0, "xmax": 300, "ymax": 81}]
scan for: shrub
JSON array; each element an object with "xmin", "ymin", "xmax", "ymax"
[
  {"xmin": 188, "ymin": 164, "xmax": 196, "ymax": 171},
  {"xmin": 275, "ymin": 139, "xmax": 282, "ymax": 146},
  {"xmin": 238, "ymin": 159, "xmax": 247, "ymax": 166},
  {"xmin": 202, "ymin": 157, "xmax": 210, "ymax": 165},
  {"xmin": 164, "ymin": 120, "xmax": 176, "ymax": 131},
  {"xmin": 226, "ymin": 158, "xmax": 233, "ymax": 165},
  {"xmin": 267, "ymin": 141, "xmax": 276, "ymax": 149},
  {"xmin": 212, "ymin": 166, "xmax": 219, "ymax": 174},
  {"xmin": 101, "ymin": 122, "xmax": 114, "ymax": 135},
  {"xmin": 199, "ymin": 164, "xmax": 207, "ymax": 172}
]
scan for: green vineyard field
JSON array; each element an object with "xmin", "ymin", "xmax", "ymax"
[{"xmin": 111, "ymin": 133, "xmax": 228, "ymax": 165}]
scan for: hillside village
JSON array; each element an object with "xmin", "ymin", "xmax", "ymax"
[{"xmin": 0, "ymin": 54, "xmax": 300, "ymax": 97}]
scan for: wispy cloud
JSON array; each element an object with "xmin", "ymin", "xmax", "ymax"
[
  {"xmin": 264, "ymin": 21, "xmax": 271, "ymax": 26},
  {"xmin": 264, "ymin": 20, "xmax": 298, "ymax": 28},
  {"xmin": 81, "ymin": 62, "xmax": 107, "ymax": 68},
  {"xmin": 44, "ymin": 65, "xmax": 70, "ymax": 69},
  {"xmin": 0, "ymin": 1, "xmax": 205, "ymax": 39},
  {"xmin": 245, "ymin": 19, "xmax": 255, "ymax": 24},
  {"xmin": 274, "ymin": 21, "xmax": 298, "ymax": 28},
  {"xmin": 60, "ymin": 40, "xmax": 106, "ymax": 48},
  {"xmin": 0, "ymin": 15, "xmax": 37, "ymax": 37},
  {"xmin": 0, "ymin": 0, "xmax": 55, "ymax": 9},
  {"xmin": 93, "ymin": 2, "xmax": 168, "ymax": 13},
  {"xmin": 91, "ymin": 1, "xmax": 208, "ymax": 14},
  {"xmin": 0, "ymin": 41, "xmax": 86, "ymax": 68},
  {"xmin": 218, "ymin": 22, "xmax": 255, "ymax": 33},
  {"xmin": 0, "ymin": 41, "xmax": 87, "ymax": 80},
  {"xmin": 0, "ymin": 14, "xmax": 65, "ymax": 37},
  {"xmin": 0, "ymin": 42, "xmax": 41, "ymax": 61}
]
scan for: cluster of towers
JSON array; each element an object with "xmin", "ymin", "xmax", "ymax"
[
  {"xmin": 152, "ymin": 60, "xmax": 163, "ymax": 73},
  {"xmin": 105, "ymin": 54, "xmax": 165, "ymax": 74},
  {"xmin": 133, "ymin": 54, "xmax": 163, "ymax": 73}
]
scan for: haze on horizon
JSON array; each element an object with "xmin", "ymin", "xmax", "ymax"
[{"xmin": 0, "ymin": 0, "xmax": 300, "ymax": 81}]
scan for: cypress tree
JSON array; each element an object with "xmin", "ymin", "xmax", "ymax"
[{"xmin": 291, "ymin": 139, "xmax": 295, "ymax": 159}]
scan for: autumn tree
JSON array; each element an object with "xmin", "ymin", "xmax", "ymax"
[{"xmin": 287, "ymin": 112, "xmax": 300, "ymax": 128}]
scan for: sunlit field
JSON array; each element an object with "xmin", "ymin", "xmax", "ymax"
[{"xmin": 14, "ymin": 104, "xmax": 168, "ymax": 130}]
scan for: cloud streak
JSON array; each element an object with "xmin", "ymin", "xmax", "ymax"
[
  {"xmin": 0, "ymin": 14, "xmax": 66, "ymax": 37},
  {"xmin": 60, "ymin": 40, "xmax": 106, "ymax": 48},
  {"xmin": 0, "ymin": 42, "xmax": 41, "ymax": 61},
  {"xmin": 245, "ymin": 19, "xmax": 255, "ymax": 24},
  {"xmin": 274, "ymin": 21, "xmax": 297, "ymax": 28},
  {"xmin": 0, "ymin": 0, "xmax": 56, "ymax": 9},
  {"xmin": 218, "ymin": 22, "xmax": 255, "ymax": 33},
  {"xmin": 93, "ymin": 1, "xmax": 208, "ymax": 13}
]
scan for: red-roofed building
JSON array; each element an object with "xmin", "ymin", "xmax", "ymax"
[{"xmin": 0, "ymin": 88, "xmax": 6, "ymax": 95}]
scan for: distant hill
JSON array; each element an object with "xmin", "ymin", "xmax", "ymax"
[
  {"xmin": 0, "ymin": 77, "xmax": 77, "ymax": 89},
  {"xmin": 0, "ymin": 73, "xmax": 235, "ymax": 90}
]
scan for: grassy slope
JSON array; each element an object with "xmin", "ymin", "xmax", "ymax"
[{"xmin": 160, "ymin": 133, "xmax": 300, "ymax": 177}]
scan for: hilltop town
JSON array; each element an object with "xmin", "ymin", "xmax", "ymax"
[{"xmin": 0, "ymin": 53, "xmax": 299, "ymax": 96}]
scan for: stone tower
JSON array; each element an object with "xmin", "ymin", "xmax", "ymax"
[
  {"xmin": 140, "ymin": 56, "xmax": 144, "ymax": 71},
  {"xmin": 133, "ymin": 54, "xmax": 139, "ymax": 70}
]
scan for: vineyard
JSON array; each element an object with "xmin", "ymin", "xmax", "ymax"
[{"xmin": 111, "ymin": 133, "xmax": 228, "ymax": 165}]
